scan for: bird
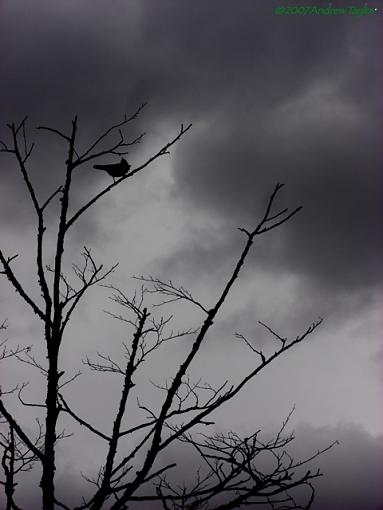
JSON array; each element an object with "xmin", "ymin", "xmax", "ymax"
[{"xmin": 93, "ymin": 157, "xmax": 131, "ymax": 181}]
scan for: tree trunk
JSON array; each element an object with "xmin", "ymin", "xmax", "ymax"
[{"xmin": 41, "ymin": 349, "xmax": 59, "ymax": 510}]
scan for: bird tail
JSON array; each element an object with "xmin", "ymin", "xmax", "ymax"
[{"xmin": 93, "ymin": 165, "xmax": 108, "ymax": 170}]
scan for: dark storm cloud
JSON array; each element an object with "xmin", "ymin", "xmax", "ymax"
[
  {"xmin": 296, "ymin": 423, "xmax": 383, "ymax": 510},
  {"xmin": 153, "ymin": 1, "xmax": 382, "ymax": 301},
  {"xmin": 169, "ymin": 19, "xmax": 381, "ymax": 292},
  {"xmin": 0, "ymin": 0, "xmax": 381, "ymax": 296}
]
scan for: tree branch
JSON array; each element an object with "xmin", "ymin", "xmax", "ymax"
[{"xmin": 0, "ymin": 251, "xmax": 48, "ymax": 323}]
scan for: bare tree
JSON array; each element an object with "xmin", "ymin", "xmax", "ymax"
[{"xmin": 0, "ymin": 107, "xmax": 335, "ymax": 510}]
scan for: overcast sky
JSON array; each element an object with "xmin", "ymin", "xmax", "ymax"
[{"xmin": 0, "ymin": 1, "xmax": 382, "ymax": 509}]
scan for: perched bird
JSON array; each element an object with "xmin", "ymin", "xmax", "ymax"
[{"xmin": 93, "ymin": 157, "xmax": 131, "ymax": 181}]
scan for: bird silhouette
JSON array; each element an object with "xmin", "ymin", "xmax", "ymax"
[{"xmin": 93, "ymin": 157, "xmax": 131, "ymax": 181}]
